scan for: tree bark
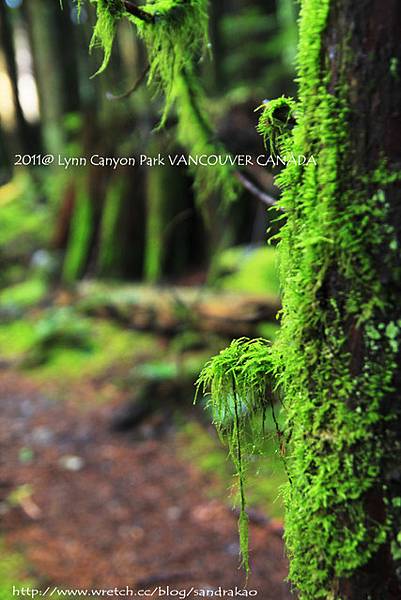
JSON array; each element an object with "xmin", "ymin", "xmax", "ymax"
[
  {"xmin": 276, "ymin": 0, "xmax": 401, "ymax": 597},
  {"xmin": 326, "ymin": 1, "xmax": 401, "ymax": 596}
]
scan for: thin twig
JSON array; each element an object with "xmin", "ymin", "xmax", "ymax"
[
  {"xmin": 106, "ymin": 64, "xmax": 150, "ymax": 101},
  {"xmin": 123, "ymin": 1, "xmax": 154, "ymax": 23},
  {"xmin": 234, "ymin": 171, "xmax": 278, "ymax": 208}
]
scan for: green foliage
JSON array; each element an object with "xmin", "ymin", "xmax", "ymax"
[
  {"xmin": 196, "ymin": 337, "xmax": 274, "ymax": 570},
  {"xmin": 0, "ymin": 306, "xmax": 155, "ymax": 383},
  {"xmin": 0, "ymin": 278, "xmax": 47, "ymax": 311},
  {"xmin": 213, "ymin": 245, "xmax": 280, "ymax": 297},
  {"xmin": 24, "ymin": 307, "xmax": 93, "ymax": 367},
  {"xmin": 0, "ymin": 173, "xmax": 50, "ymax": 259},
  {"xmin": 0, "ymin": 320, "xmax": 37, "ymax": 360}
]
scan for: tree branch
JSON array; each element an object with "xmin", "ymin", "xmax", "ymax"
[
  {"xmin": 106, "ymin": 64, "xmax": 150, "ymax": 101},
  {"xmin": 234, "ymin": 171, "xmax": 278, "ymax": 208},
  {"xmin": 123, "ymin": 1, "xmax": 154, "ymax": 23}
]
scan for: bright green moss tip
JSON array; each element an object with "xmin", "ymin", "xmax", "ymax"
[
  {"xmin": 256, "ymin": 96, "xmax": 297, "ymax": 156},
  {"xmin": 89, "ymin": 0, "xmax": 125, "ymax": 76}
]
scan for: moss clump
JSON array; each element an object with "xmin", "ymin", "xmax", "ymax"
[
  {"xmin": 196, "ymin": 337, "xmax": 274, "ymax": 570},
  {"xmin": 89, "ymin": 0, "xmax": 125, "ymax": 75},
  {"xmin": 257, "ymin": 95, "xmax": 297, "ymax": 156},
  {"xmin": 0, "ymin": 278, "xmax": 48, "ymax": 311},
  {"xmin": 131, "ymin": 0, "xmax": 208, "ymax": 123},
  {"xmin": 128, "ymin": 0, "xmax": 238, "ymax": 204}
]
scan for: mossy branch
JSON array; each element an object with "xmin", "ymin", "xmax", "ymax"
[{"xmin": 123, "ymin": 1, "xmax": 154, "ymax": 23}]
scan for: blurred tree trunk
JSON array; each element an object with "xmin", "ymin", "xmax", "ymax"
[
  {"xmin": 24, "ymin": 0, "xmax": 65, "ymax": 155},
  {"xmin": 144, "ymin": 139, "xmax": 195, "ymax": 283},
  {"xmin": 53, "ymin": 4, "xmax": 80, "ymax": 114},
  {"xmin": 0, "ymin": 2, "xmax": 34, "ymax": 154},
  {"xmin": 0, "ymin": 125, "xmax": 11, "ymax": 184}
]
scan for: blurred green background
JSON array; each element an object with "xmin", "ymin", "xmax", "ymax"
[{"xmin": 0, "ymin": 0, "xmax": 297, "ymax": 593}]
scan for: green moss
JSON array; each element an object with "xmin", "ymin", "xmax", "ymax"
[
  {"xmin": 130, "ymin": 1, "xmax": 208, "ymax": 122},
  {"xmin": 200, "ymin": 0, "xmax": 401, "ymax": 594},
  {"xmin": 0, "ymin": 320, "xmax": 37, "ymax": 360},
  {"xmin": 196, "ymin": 337, "xmax": 276, "ymax": 570},
  {"xmin": 89, "ymin": 0, "xmax": 125, "ymax": 76},
  {"xmin": 132, "ymin": 1, "xmax": 238, "ymax": 204},
  {"xmin": 0, "ymin": 172, "xmax": 50, "ymax": 256},
  {"xmin": 257, "ymin": 95, "xmax": 297, "ymax": 156},
  {"xmin": 30, "ymin": 317, "xmax": 154, "ymax": 382},
  {"xmin": 0, "ymin": 309, "xmax": 155, "ymax": 384}
]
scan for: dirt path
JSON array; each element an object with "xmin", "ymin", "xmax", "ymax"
[{"xmin": 0, "ymin": 371, "xmax": 291, "ymax": 598}]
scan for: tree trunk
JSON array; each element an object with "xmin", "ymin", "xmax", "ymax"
[
  {"xmin": 275, "ymin": 0, "xmax": 401, "ymax": 597},
  {"xmin": 25, "ymin": 0, "xmax": 65, "ymax": 156},
  {"xmin": 0, "ymin": 2, "xmax": 34, "ymax": 155}
]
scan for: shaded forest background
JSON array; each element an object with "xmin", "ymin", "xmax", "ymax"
[{"xmin": 0, "ymin": 0, "xmax": 297, "ymax": 285}]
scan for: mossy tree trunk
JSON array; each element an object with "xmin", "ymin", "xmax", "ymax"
[{"xmin": 274, "ymin": 0, "xmax": 401, "ymax": 597}]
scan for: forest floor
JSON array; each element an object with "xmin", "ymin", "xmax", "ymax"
[{"xmin": 0, "ymin": 367, "xmax": 292, "ymax": 598}]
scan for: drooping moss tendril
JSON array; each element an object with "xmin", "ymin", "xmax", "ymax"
[{"xmin": 196, "ymin": 337, "xmax": 275, "ymax": 571}]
